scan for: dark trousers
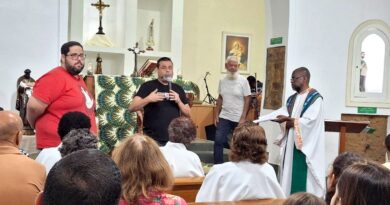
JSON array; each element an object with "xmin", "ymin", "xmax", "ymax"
[{"xmin": 213, "ymin": 118, "xmax": 238, "ymax": 164}]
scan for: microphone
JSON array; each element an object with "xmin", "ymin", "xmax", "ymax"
[{"xmin": 165, "ymin": 76, "xmax": 172, "ymax": 90}]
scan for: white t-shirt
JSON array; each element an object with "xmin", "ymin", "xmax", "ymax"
[
  {"xmin": 218, "ymin": 75, "xmax": 251, "ymax": 122},
  {"xmin": 196, "ymin": 161, "xmax": 285, "ymax": 202},
  {"xmin": 35, "ymin": 144, "xmax": 62, "ymax": 174},
  {"xmin": 160, "ymin": 142, "xmax": 204, "ymax": 177}
]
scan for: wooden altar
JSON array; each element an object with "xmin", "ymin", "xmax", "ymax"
[{"xmin": 191, "ymin": 104, "xmax": 216, "ymax": 139}]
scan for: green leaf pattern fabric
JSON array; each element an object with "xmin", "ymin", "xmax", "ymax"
[{"xmin": 94, "ymin": 74, "xmax": 199, "ymax": 153}]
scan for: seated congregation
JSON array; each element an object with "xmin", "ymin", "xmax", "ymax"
[{"xmin": 1, "ymin": 109, "xmax": 390, "ymax": 205}]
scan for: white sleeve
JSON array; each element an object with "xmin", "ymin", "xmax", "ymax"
[
  {"xmin": 253, "ymin": 106, "xmax": 289, "ymax": 123},
  {"xmin": 243, "ymin": 79, "xmax": 251, "ymax": 96}
]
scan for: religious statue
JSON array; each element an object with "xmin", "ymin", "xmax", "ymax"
[
  {"xmin": 95, "ymin": 53, "xmax": 103, "ymax": 74},
  {"xmin": 359, "ymin": 51, "xmax": 368, "ymax": 92},
  {"xmin": 87, "ymin": 62, "xmax": 94, "ymax": 75},
  {"xmin": 146, "ymin": 19, "xmax": 155, "ymax": 51},
  {"xmin": 16, "ymin": 69, "xmax": 35, "ymax": 135}
]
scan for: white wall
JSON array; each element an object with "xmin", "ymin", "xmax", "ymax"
[
  {"xmin": 265, "ymin": 0, "xmax": 289, "ymax": 48},
  {"xmin": 0, "ymin": 0, "xmax": 68, "ymax": 110},
  {"xmin": 182, "ymin": 0, "xmax": 266, "ymax": 101},
  {"xmin": 263, "ymin": 0, "xmax": 290, "ymax": 164},
  {"xmin": 286, "ymin": 0, "xmax": 390, "ymax": 166}
]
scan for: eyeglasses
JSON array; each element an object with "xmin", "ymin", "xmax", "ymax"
[
  {"xmin": 66, "ymin": 53, "xmax": 86, "ymax": 60},
  {"xmin": 291, "ymin": 75, "xmax": 304, "ymax": 81}
]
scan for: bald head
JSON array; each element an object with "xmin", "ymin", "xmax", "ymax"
[
  {"xmin": 294, "ymin": 67, "xmax": 311, "ymax": 82},
  {"xmin": 0, "ymin": 111, "xmax": 23, "ymax": 141},
  {"xmin": 290, "ymin": 67, "xmax": 311, "ymax": 93}
]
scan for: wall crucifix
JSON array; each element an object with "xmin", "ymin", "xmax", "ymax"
[{"xmin": 91, "ymin": 0, "xmax": 110, "ymax": 35}]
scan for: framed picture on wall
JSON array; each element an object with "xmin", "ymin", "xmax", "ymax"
[{"xmin": 221, "ymin": 32, "xmax": 251, "ymax": 74}]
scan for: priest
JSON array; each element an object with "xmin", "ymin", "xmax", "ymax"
[{"xmin": 255, "ymin": 67, "xmax": 325, "ymax": 197}]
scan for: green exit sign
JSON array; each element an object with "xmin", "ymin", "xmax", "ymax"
[
  {"xmin": 270, "ymin": 37, "xmax": 283, "ymax": 45},
  {"xmin": 358, "ymin": 107, "xmax": 377, "ymax": 114}
]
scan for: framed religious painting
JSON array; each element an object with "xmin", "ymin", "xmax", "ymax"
[{"xmin": 221, "ymin": 32, "xmax": 251, "ymax": 74}]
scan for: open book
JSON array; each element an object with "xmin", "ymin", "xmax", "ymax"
[{"xmin": 139, "ymin": 59, "xmax": 157, "ymax": 77}]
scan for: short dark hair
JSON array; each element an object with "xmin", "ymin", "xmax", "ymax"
[
  {"xmin": 385, "ymin": 134, "xmax": 390, "ymax": 151},
  {"xmin": 325, "ymin": 152, "xmax": 364, "ymax": 204},
  {"xmin": 168, "ymin": 117, "xmax": 196, "ymax": 145},
  {"xmin": 229, "ymin": 121, "xmax": 268, "ymax": 164},
  {"xmin": 332, "ymin": 152, "xmax": 363, "ymax": 179},
  {"xmin": 337, "ymin": 161, "xmax": 390, "ymax": 205},
  {"xmin": 59, "ymin": 129, "xmax": 98, "ymax": 157},
  {"xmin": 157, "ymin": 57, "xmax": 172, "ymax": 68},
  {"xmin": 61, "ymin": 41, "xmax": 83, "ymax": 55},
  {"xmin": 43, "ymin": 149, "xmax": 122, "ymax": 205},
  {"xmin": 57, "ymin": 111, "xmax": 91, "ymax": 140},
  {"xmin": 247, "ymin": 76, "xmax": 256, "ymax": 84},
  {"xmin": 295, "ymin": 67, "xmax": 311, "ymax": 82}
]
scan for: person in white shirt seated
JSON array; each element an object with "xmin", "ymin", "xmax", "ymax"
[
  {"xmin": 160, "ymin": 117, "xmax": 204, "ymax": 177},
  {"xmin": 196, "ymin": 122, "xmax": 285, "ymax": 202},
  {"xmin": 35, "ymin": 111, "xmax": 91, "ymax": 174}
]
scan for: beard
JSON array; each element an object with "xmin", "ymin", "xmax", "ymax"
[
  {"xmin": 65, "ymin": 60, "xmax": 84, "ymax": 75},
  {"xmin": 293, "ymin": 87, "xmax": 301, "ymax": 93},
  {"xmin": 163, "ymin": 75, "xmax": 173, "ymax": 82},
  {"xmin": 292, "ymin": 84, "xmax": 301, "ymax": 93},
  {"xmin": 226, "ymin": 71, "xmax": 239, "ymax": 80}
]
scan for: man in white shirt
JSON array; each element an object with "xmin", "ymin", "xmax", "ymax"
[
  {"xmin": 214, "ymin": 55, "xmax": 251, "ymax": 164},
  {"xmin": 160, "ymin": 117, "xmax": 204, "ymax": 177},
  {"xmin": 255, "ymin": 67, "xmax": 325, "ymax": 197}
]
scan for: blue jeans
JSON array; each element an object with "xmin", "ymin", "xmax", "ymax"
[{"xmin": 213, "ymin": 118, "xmax": 238, "ymax": 164}]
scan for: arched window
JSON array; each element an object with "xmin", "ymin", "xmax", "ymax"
[{"xmin": 346, "ymin": 20, "xmax": 390, "ymax": 107}]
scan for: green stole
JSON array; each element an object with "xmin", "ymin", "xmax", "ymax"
[{"xmin": 286, "ymin": 89, "xmax": 322, "ymax": 194}]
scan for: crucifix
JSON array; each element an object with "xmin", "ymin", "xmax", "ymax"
[
  {"xmin": 91, "ymin": 0, "xmax": 110, "ymax": 35},
  {"xmin": 128, "ymin": 42, "xmax": 145, "ymax": 77}
]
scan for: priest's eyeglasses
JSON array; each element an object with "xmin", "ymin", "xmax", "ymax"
[
  {"xmin": 66, "ymin": 53, "xmax": 86, "ymax": 60},
  {"xmin": 291, "ymin": 75, "xmax": 304, "ymax": 81}
]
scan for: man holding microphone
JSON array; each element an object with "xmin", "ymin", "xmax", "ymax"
[{"xmin": 129, "ymin": 57, "xmax": 190, "ymax": 146}]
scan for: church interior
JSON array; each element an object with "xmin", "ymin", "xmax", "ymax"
[{"xmin": 1, "ymin": 0, "xmax": 390, "ymax": 204}]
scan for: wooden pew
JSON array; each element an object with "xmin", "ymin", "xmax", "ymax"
[
  {"xmin": 189, "ymin": 198, "xmax": 285, "ymax": 205},
  {"xmin": 167, "ymin": 177, "xmax": 204, "ymax": 203}
]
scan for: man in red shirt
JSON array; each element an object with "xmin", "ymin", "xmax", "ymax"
[{"xmin": 27, "ymin": 41, "xmax": 97, "ymax": 149}]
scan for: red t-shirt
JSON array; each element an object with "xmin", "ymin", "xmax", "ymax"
[{"xmin": 32, "ymin": 67, "xmax": 97, "ymax": 148}]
